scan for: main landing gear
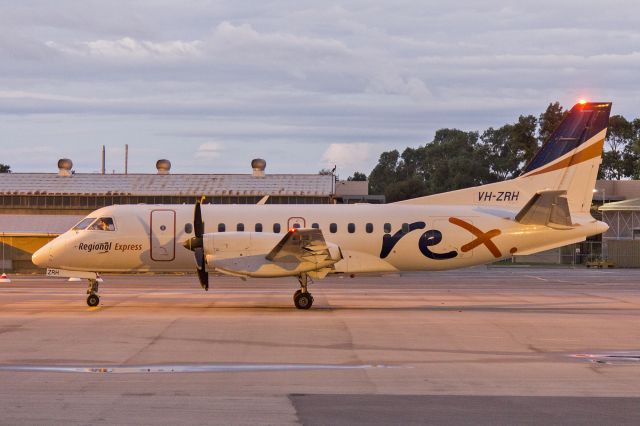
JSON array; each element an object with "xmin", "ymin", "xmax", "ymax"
[
  {"xmin": 86, "ymin": 279, "xmax": 100, "ymax": 307},
  {"xmin": 294, "ymin": 273, "xmax": 314, "ymax": 310}
]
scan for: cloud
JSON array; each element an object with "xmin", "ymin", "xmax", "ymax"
[
  {"xmin": 1, "ymin": 1, "xmax": 640, "ymax": 175},
  {"xmin": 322, "ymin": 143, "xmax": 379, "ymax": 173},
  {"xmin": 45, "ymin": 37, "xmax": 203, "ymax": 60},
  {"xmin": 195, "ymin": 142, "xmax": 224, "ymax": 160}
]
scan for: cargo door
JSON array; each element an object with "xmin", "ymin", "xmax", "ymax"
[{"xmin": 150, "ymin": 210, "xmax": 176, "ymax": 261}]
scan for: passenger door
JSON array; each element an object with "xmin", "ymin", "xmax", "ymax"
[{"xmin": 150, "ymin": 210, "xmax": 176, "ymax": 261}]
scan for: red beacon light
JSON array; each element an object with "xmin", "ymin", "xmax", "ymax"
[
  {"xmin": 578, "ymin": 99, "xmax": 587, "ymax": 105},
  {"xmin": 289, "ymin": 228, "xmax": 297, "ymax": 233}
]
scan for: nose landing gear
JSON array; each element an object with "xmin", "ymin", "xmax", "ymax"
[
  {"xmin": 294, "ymin": 273, "xmax": 314, "ymax": 309},
  {"xmin": 86, "ymin": 279, "xmax": 100, "ymax": 307}
]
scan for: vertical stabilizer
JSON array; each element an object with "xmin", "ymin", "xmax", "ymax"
[{"xmin": 520, "ymin": 102, "xmax": 612, "ymax": 213}]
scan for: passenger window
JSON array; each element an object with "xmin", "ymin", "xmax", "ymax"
[
  {"xmin": 402, "ymin": 223, "xmax": 409, "ymax": 233},
  {"xmin": 218, "ymin": 223, "xmax": 226, "ymax": 232},
  {"xmin": 255, "ymin": 223, "xmax": 263, "ymax": 232},
  {"xmin": 330, "ymin": 223, "xmax": 337, "ymax": 233},
  {"xmin": 73, "ymin": 217, "xmax": 96, "ymax": 231},
  {"xmin": 184, "ymin": 223, "xmax": 193, "ymax": 234},
  {"xmin": 293, "ymin": 223, "xmax": 301, "ymax": 229},
  {"xmin": 348, "ymin": 223, "xmax": 355, "ymax": 233},
  {"xmin": 384, "ymin": 223, "xmax": 391, "ymax": 233},
  {"xmin": 311, "ymin": 223, "xmax": 319, "ymax": 229},
  {"xmin": 88, "ymin": 217, "xmax": 115, "ymax": 231},
  {"xmin": 366, "ymin": 223, "xmax": 373, "ymax": 233},
  {"xmin": 237, "ymin": 223, "xmax": 244, "ymax": 232},
  {"xmin": 273, "ymin": 223, "xmax": 281, "ymax": 233}
]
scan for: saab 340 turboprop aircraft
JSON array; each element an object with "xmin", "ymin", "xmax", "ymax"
[{"xmin": 32, "ymin": 101, "xmax": 612, "ymax": 309}]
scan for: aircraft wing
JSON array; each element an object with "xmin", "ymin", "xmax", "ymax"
[{"xmin": 266, "ymin": 228, "xmax": 336, "ymax": 263}]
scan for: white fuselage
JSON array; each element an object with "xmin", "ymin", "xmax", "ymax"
[{"xmin": 33, "ymin": 203, "xmax": 607, "ymax": 276}]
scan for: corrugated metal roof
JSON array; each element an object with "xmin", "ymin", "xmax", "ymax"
[
  {"xmin": 599, "ymin": 198, "xmax": 640, "ymax": 211},
  {"xmin": 0, "ymin": 214, "xmax": 83, "ymax": 235},
  {"xmin": 0, "ymin": 173, "xmax": 334, "ymax": 196}
]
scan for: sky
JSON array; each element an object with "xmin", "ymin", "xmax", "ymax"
[{"xmin": 1, "ymin": 0, "xmax": 639, "ymax": 177}]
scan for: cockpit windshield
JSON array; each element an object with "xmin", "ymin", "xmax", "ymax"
[
  {"xmin": 88, "ymin": 217, "xmax": 116, "ymax": 231},
  {"xmin": 72, "ymin": 217, "xmax": 96, "ymax": 231}
]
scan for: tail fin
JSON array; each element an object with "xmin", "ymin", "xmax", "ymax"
[
  {"xmin": 522, "ymin": 102, "xmax": 612, "ymax": 176},
  {"xmin": 520, "ymin": 102, "xmax": 612, "ymax": 213}
]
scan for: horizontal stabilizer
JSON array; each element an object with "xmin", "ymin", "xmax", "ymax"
[{"xmin": 515, "ymin": 190, "xmax": 573, "ymax": 228}]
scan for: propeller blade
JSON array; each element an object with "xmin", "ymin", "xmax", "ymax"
[
  {"xmin": 197, "ymin": 267, "xmax": 209, "ymax": 291},
  {"xmin": 194, "ymin": 199, "xmax": 204, "ymax": 238},
  {"xmin": 194, "ymin": 247, "xmax": 205, "ymax": 270},
  {"xmin": 191, "ymin": 197, "xmax": 209, "ymax": 291},
  {"xmin": 194, "ymin": 247, "xmax": 209, "ymax": 291}
]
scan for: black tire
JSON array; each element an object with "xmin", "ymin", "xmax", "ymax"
[
  {"xmin": 293, "ymin": 289, "xmax": 302, "ymax": 301},
  {"xmin": 87, "ymin": 294, "xmax": 100, "ymax": 307},
  {"xmin": 294, "ymin": 292, "xmax": 313, "ymax": 310}
]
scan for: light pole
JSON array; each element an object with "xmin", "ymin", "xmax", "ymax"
[
  {"xmin": 593, "ymin": 188, "xmax": 605, "ymax": 206},
  {"xmin": 592, "ymin": 188, "xmax": 607, "ymax": 263}
]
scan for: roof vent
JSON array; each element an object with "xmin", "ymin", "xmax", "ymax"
[
  {"xmin": 156, "ymin": 159, "xmax": 171, "ymax": 175},
  {"xmin": 251, "ymin": 158, "xmax": 266, "ymax": 177},
  {"xmin": 57, "ymin": 158, "xmax": 73, "ymax": 177}
]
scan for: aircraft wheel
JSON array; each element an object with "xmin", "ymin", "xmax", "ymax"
[
  {"xmin": 87, "ymin": 294, "xmax": 100, "ymax": 307},
  {"xmin": 294, "ymin": 292, "xmax": 313, "ymax": 310},
  {"xmin": 293, "ymin": 289, "xmax": 302, "ymax": 301}
]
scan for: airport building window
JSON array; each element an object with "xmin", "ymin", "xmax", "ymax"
[
  {"xmin": 348, "ymin": 223, "xmax": 355, "ymax": 233},
  {"xmin": 184, "ymin": 223, "xmax": 193, "ymax": 234},
  {"xmin": 255, "ymin": 223, "xmax": 263, "ymax": 232},
  {"xmin": 330, "ymin": 223, "xmax": 337, "ymax": 233},
  {"xmin": 237, "ymin": 223, "xmax": 244, "ymax": 232},
  {"xmin": 384, "ymin": 223, "xmax": 391, "ymax": 233},
  {"xmin": 366, "ymin": 223, "xmax": 373, "ymax": 233},
  {"xmin": 402, "ymin": 223, "xmax": 409, "ymax": 233},
  {"xmin": 218, "ymin": 223, "xmax": 225, "ymax": 232},
  {"xmin": 311, "ymin": 223, "xmax": 319, "ymax": 229}
]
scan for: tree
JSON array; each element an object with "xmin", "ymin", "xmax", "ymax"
[
  {"xmin": 347, "ymin": 172, "xmax": 367, "ymax": 181},
  {"xmin": 482, "ymin": 114, "xmax": 537, "ymax": 180},
  {"xmin": 368, "ymin": 150, "xmax": 400, "ymax": 195},
  {"xmin": 421, "ymin": 129, "xmax": 491, "ymax": 195},
  {"xmin": 0, "ymin": 164, "xmax": 9, "ymax": 173},
  {"xmin": 622, "ymin": 117, "xmax": 640, "ymax": 178},
  {"xmin": 538, "ymin": 102, "xmax": 567, "ymax": 144},
  {"xmin": 384, "ymin": 177, "xmax": 427, "ymax": 203},
  {"xmin": 599, "ymin": 115, "xmax": 634, "ymax": 179}
]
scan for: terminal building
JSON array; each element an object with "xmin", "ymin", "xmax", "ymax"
[{"xmin": 0, "ymin": 158, "xmax": 377, "ymax": 271}]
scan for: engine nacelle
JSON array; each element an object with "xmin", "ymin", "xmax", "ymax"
[{"xmin": 202, "ymin": 232, "xmax": 341, "ymax": 278}]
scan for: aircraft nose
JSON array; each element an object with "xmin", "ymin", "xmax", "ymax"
[{"xmin": 32, "ymin": 244, "xmax": 51, "ymax": 268}]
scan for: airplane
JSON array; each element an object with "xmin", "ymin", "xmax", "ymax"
[{"xmin": 32, "ymin": 101, "xmax": 612, "ymax": 309}]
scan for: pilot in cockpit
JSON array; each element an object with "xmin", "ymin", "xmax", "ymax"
[{"xmin": 88, "ymin": 217, "xmax": 115, "ymax": 231}]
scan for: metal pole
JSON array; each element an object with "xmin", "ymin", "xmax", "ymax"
[
  {"xmin": 125, "ymin": 144, "xmax": 128, "ymax": 175},
  {"xmin": 101, "ymin": 145, "xmax": 106, "ymax": 175}
]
